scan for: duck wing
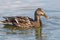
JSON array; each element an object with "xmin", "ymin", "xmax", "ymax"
[
  {"xmin": 14, "ymin": 16, "xmax": 33, "ymax": 24},
  {"xmin": 14, "ymin": 16, "xmax": 34, "ymax": 27}
]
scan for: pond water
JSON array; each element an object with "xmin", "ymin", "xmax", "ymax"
[{"xmin": 0, "ymin": 0, "xmax": 60, "ymax": 40}]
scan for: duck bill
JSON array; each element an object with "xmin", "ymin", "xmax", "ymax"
[{"xmin": 44, "ymin": 14, "xmax": 49, "ymax": 19}]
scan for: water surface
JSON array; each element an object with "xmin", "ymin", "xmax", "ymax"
[{"xmin": 0, "ymin": 0, "xmax": 60, "ymax": 40}]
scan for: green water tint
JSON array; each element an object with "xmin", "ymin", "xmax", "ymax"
[
  {"xmin": 4, "ymin": 24, "xmax": 42, "ymax": 40},
  {"xmin": 35, "ymin": 26, "xmax": 42, "ymax": 40},
  {"xmin": 3, "ymin": 24, "xmax": 30, "ymax": 30},
  {"xmin": 3, "ymin": 24, "xmax": 42, "ymax": 30}
]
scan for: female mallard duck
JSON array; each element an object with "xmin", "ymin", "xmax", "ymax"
[{"xmin": 1, "ymin": 8, "xmax": 49, "ymax": 28}]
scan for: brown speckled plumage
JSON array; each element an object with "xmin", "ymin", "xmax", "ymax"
[{"xmin": 1, "ymin": 8, "xmax": 49, "ymax": 28}]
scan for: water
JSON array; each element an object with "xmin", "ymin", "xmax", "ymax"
[{"xmin": 0, "ymin": 0, "xmax": 60, "ymax": 40}]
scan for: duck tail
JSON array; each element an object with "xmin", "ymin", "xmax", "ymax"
[
  {"xmin": 0, "ymin": 21, "xmax": 7, "ymax": 24},
  {"xmin": 0, "ymin": 21, "xmax": 12, "ymax": 25},
  {"xmin": 0, "ymin": 21, "xmax": 3, "ymax": 24}
]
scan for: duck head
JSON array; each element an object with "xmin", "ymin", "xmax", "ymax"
[{"xmin": 35, "ymin": 8, "xmax": 49, "ymax": 19}]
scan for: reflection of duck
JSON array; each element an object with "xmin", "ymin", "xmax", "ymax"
[
  {"xmin": 1, "ymin": 8, "xmax": 48, "ymax": 28},
  {"xmin": 35, "ymin": 27, "xmax": 42, "ymax": 40}
]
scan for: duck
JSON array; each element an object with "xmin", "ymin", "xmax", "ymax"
[{"xmin": 1, "ymin": 8, "xmax": 49, "ymax": 28}]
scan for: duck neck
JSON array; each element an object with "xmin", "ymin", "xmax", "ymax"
[
  {"xmin": 34, "ymin": 15, "xmax": 40, "ymax": 22},
  {"xmin": 34, "ymin": 14, "xmax": 42, "ymax": 27}
]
